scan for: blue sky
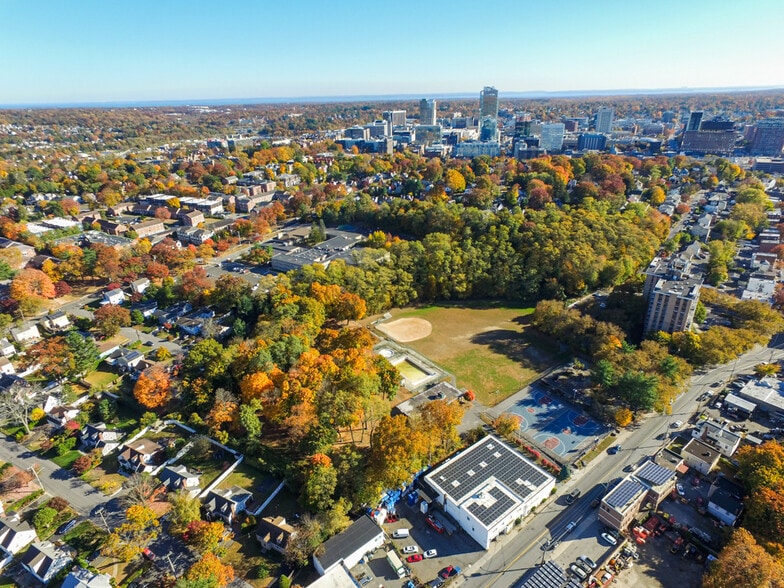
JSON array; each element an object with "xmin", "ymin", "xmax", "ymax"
[{"xmin": 2, "ymin": 0, "xmax": 783, "ymax": 105}]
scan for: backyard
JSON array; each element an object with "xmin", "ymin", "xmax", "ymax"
[{"xmin": 380, "ymin": 305, "xmax": 564, "ymax": 405}]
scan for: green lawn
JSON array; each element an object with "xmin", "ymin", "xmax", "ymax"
[
  {"xmin": 51, "ymin": 449, "xmax": 81, "ymax": 469},
  {"xmin": 83, "ymin": 369, "xmax": 120, "ymax": 390},
  {"xmin": 222, "ymin": 461, "xmax": 269, "ymax": 491},
  {"xmin": 64, "ymin": 520, "xmax": 108, "ymax": 556},
  {"xmin": 385, "ymin": 304, "xmax": 564, "ymax": 405}
]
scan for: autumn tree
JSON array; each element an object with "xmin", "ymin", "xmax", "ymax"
[
  {"xmin": 10, "ymin": 268, "xmax": 55, "ymax": 314},
  {"xmin": 184, "ymin": 520, "xmax": 227, "ymax": 554},
  {"xmin": 703, "ymin": 528, "xmax": 784, "ymax": 588},
  {"xmin": 179, "ymin": 266, "xmax": 212, "ymax": 303},
  {"xmin": 168, "ymin": 490, "xmax": 202, "ymax": 536},
  {"xmin": 614, "ymin": 408, "xmax": 633, "ymax": 428},
  {"xmin": 493, "ymin": 414, "xmax": 522, "ymax": 440},
  {"xmin": 93, "ymin": 303, "xmax": 132, "ymax": 338},
  {"xmin": 133, "ymin": 365, "xmax": 172, "ymax": 411},
  {"xmin": 178, "ymin": 552, "xmax": 234, "ymax": 588},
  {"xmin": 122, "ymin": 473, "xmax": 161, "ymax": 507},
  {"xmin": 301, "ymin": 453, "xmax": 338, "ymax": 512},
  {"xmin": 418, "ymin": 399, "xmax": 464, "ymax": 460},
  {"xmin": 103, "ymin": 504, "xmax": 160, "ymax": 562}
]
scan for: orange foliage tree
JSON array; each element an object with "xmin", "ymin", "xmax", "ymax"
[
  {"xmin": 133, "ymin": 366, "xmax": 171, "ymax": 411},
  {"xmin": 184, "ymin": 552, "xmax": 234, "ymax": 587}
]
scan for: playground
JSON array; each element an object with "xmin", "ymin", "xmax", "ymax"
[{"xmin": 503, "ymin": 386, "xmax": 605, "ymax": 458}]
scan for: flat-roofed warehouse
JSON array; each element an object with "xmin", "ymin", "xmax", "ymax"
[{"xmin": 424, "ymin": 435, "xmax": 555, "ymax": 549}]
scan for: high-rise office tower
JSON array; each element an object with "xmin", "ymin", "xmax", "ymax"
[
  {"xmin": 479, "ymin": 86, "xmax": 499, "ymax": 142},
  {"xmin": 686, "ymin": 111, "xmax": 704, "ymax": 132},
  {"xmin": 750, "ymin": 118, "xmax": 784, "ymax": 156},
  {"xmin": 419, "ymin": 99, "xmax": 437, "ymax": 126},
  {"xmin": 539, "ymin": 123, "xmax": 565, "ymax": 151},
  {"xmin": 594, "ymin": 107, "xmax": 614, "ymax": 134},
  {"xmin": 480, "ymin": 86, "xmax": 499, "ymax": 119},
  {"xmin": 383, "ymin": 110, "xmax": 407, "ymax": 127}
]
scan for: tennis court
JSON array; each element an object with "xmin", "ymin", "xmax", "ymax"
[{"xmin": 504, "ymin": 387, "xmax": 605, "ymax": 457}]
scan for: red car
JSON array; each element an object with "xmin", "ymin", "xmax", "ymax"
[
  {"xmin": 439, "ymin": 566, "xmax": 461, "ymax": 579},
  {"xmin": 406, "ymin": 554, "xmax": 423, "ymax": 563},
  {"xmin": 426, "ymin": 515, "xmax": 445, "ymax": 534},
  {"xmin": 386, "ymin": 514, "xmax": 400, "ymax": 523},
  {"xmin": 142, "ymin": 548, "xmax": 156, "ymax": 561}
]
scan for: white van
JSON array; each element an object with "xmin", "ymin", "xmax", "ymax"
[{"xmin": 392, "ymin": 529, "xmax": 410, "ymax": 539}]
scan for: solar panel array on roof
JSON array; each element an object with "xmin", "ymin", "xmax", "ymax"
[
  {"xmin": 466, "ymin": 486, "xmax": 516, "ymax": 527},
  {"xmin": 605, "ymin": 478, "xmax": 647, "ymax": 509},
  {"xmin": 635, "ymin": 461, "xmax": 674, "ymax": 486},
  {"xmin": 518, "ymin": 561, "xmax": 568, "ymax": 588},
  {"xmin": 432, "ymin": 436, "xmax": 550, "ymax": 502}
]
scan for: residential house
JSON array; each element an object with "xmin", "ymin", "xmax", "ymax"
[
  {"xmin": 0, "ymin": 517, "xmax": 39, "ymax": 562},
  {"xmin": 0, "ymin": 358, "xmax": 13, "ymax": 376},
  {"xmin": 692, "ymin": 420, "xmax": 742, "ymax": 457},
  {"xmin": 41, "ymin": 311, "xmax": 71, "ymax": 332},
  {"xmin": 131, "ymin": 278, "xmax": 151, "ymax": 295},
  {"xmin": 0, "ymin": 374, "xmax": 27, "ymax": 394},
  {"xmin": 101, "ymin": 289, "xmax": 126, "ymax": 306},
  {"xmin": 62, "ymin": 567, "xmax": 113, "ymax": 588},
  {"xmin": 106, "ymin": 348, "xmax": 145, "ymax": 372},
  {"xmin": 278, "ymin": 174, "xmax": 301, "ymax": 188},
  {"xmin": 204, "ymin": 486, "xmax": 254, "ymax": 525},
  {"xmin": 681, "ymin": 438, "xmax": 721, "ymax": 475},
  {"xmin": 47, "ymin": 405, "xmax": 80, "ymax": 428},
  {"xmin": 96, "ymin": 219, "xmax": 128, "ymax": 236},
  {"xmin": 256, "ymin": 516, "xmax": 295, "ymax": 554},
  {"xmin": 10, "ymin": 324, "xmax": 40, "ymax": 345},
  {"xmin": 708, "ymin": 489, "xmax": 743, "ymax": 526},
  {"xmin": 0, "ymin": 238, "xmax": 36, "ymax": 269},
  {"xmin": 118, "ymin": 439, "xmax": 164, "ymax": 474},
  {"xmin": 20, "ymin": 541, "xmax": 73, "ymax": 584},
  {"xmin": 313, "ymin": 516, "xmax": 384, "ymax": 576},
  {"xmin": 0, "ymin": 339, "xmax": 14, "ymax": 358},
  {"xmin": 96, "ymin": 339, "xmax": 121, "ymax": 360},
  {"xmin": 180, "ymin": 210, "xmax": 205, "ymax": 227},
  {"xmin": 153, "ymin": 301, "xmax": 192, "ymax": 325},
  {"xmin": 158, "ymin": 465, "xmax": 201, "ymax": 497},
  {"xmin": 79, "ymin": 423, "xmax": 123, "ymax": 456},
  {"xmin": 133, "ymin": 219, "xmax": 166, "ymax": 238},
  {"xmin": 131, "ymin": 300, "xmax": 158, "ymax": 318},
  {"xmin": 107, "ymin": 202, "xmax": 134, "ymax": 216}
]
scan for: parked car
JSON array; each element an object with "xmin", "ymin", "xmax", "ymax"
[
  {"xmin": 672, "ymin": 420, "xmax": 683, "ymax": 428},
  {"xmin": 608, "ymin": 445, "xmax": 622, "ymax": 454},
  {"xmin": 565, "ymin": 489, "xmax": 581, "ymax": 505},
  {"xmin": 142, "ymin": 548, "xmax": 156, "ymax": 561},
  {"xmin": 565, "ymin": 521, "xmax": 577, "ymax": 533},
  {"xmin": 574, "ymin": 560, "xmax": 592, "ymax": 574},
  {"xmin": 676, "ymin": 483, "xmax": 686, "ymax": 497},
  {"xmin": 601, "ymin": 532, "xmax": 618, "ymax": 545},
  {"xmin": 403, "ymin": 546, "xmax": 419, "ymax": 554},
  {"xmin": 426, "ymin": 515, "xmax": 445, "ymax": 534},
  {"xmin": 406, "ymin": 554, "xmax": 423, "ymax": 563},
  {"xmin": 569, "ymin": 564, "xmax": 588, "ymax": 581},
  {"xmin": 424, "ymin": 549, "xmax": 438, "ymax": 559},
  {"xmin": 439, "ymin": 566, "xmax": 461, "ymax": 579},
  {"xmin": 590, "ymin": 498, "xmax": 600, "ymax": 508},
  {"xmin": 56, "ymin": 519, "xmax": 77, "ymax": 535},
  {"xmin": 578, "ymin": 555, "xmax": 597, "ymax": 570},
  {"xmin": 386, "ymin": 514, "xmax": 400, "ymax": 523},
  {"xmin": 429, "ymin": 578, "xmax": 445, "ymax": 588}
]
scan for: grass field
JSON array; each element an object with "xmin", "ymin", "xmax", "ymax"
[{"xmin": 387, "ymin": 304, "xmax": 564, "ymax": 405}]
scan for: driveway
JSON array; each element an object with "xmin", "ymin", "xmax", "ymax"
[{"xmin": 0, "ymin": 436, "xmax": 108, "ymax": 515}]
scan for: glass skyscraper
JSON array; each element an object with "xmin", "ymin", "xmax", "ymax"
[{"xmin": 479, "ymin": 86, "xmax": 499, "ymax": 142}]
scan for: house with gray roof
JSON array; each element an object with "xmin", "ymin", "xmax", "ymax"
[
  {"xmin": 0, "ymin": 517, "xmax": 38, "ymax": 561},
  {"xmin": 204, "ymin": 486, "xmax": 253, "ymax": 525},
  {"xmin": 20, "ymin": 541, "xmax": 73, "ymax": 584},
  {"xmin": 159, "ymin": 465, "xmax": 201, "ymax": 497},
  {"xmin": 62, "ymin": 567, "xmax": 113, "ymax": 588},
  {"xmin": 313, "ymin": 515, "xmax": 384, "ymax": 576}
]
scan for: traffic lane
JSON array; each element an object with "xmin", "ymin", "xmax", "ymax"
[{"xmin": 0, "ymin": 436, "xmax": 107, "ymax": 515}]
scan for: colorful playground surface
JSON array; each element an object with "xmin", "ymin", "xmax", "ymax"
[{"xmin": 504, "ymin": 387, "xmax": 606, "ymax": 457}]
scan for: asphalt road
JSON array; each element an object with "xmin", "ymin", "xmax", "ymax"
[
  {"xmin": 457, "ymin": 342, "xmax": 784, "ymax": 588},
  {"xmin": 0, "ymin": 436, "xmax": 108, "ymax": 515}
]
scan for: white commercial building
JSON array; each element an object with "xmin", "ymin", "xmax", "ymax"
[{"xmin": 424, "ymin": 435, "xmax": 555, "ymax": 549}]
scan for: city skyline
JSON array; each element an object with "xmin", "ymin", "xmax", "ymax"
[{"xmin": 2, "ymin": 0, "xmax": 784, "ymax": 106}]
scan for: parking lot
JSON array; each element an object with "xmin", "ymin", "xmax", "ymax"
[{"xmin": 359, "ymin": 500, "xmax": 483, "ymax": 588}]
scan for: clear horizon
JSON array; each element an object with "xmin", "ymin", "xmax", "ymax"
[{"xmin": 2, "ymin": 0, "xmax": 784, "ymax": 105}]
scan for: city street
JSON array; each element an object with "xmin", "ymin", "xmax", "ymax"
[{"xmin": 456, "ymin": 342, "xmax": 784, "ymax": 588}]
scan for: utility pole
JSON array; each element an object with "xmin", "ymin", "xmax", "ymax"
[
  {"xmin": 165, "ymin": 553, "xmax": 176, "ymax": 575},
  {"xmin": 28, "ymin": 466, "xmax": 44, "ymax": 493},
  {"xmin": 98, "ymin": 509, "xmax": 109, "ymax": 532}
]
